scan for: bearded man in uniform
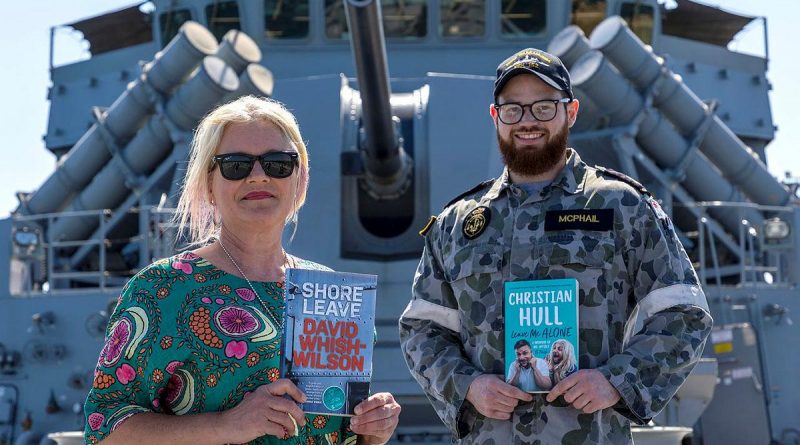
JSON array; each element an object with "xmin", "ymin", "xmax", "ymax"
[{"xmin": 399, "ymin": 47, "xmax": 712, "ymax": 444}]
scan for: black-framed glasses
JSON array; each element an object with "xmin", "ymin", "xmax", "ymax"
[
  {"xmin": 210, "ymin": 151, "xmax": 299, "ymax": 180},
  {"xmin": 493, "ymin": 98, "xmax": 572, "ymax": 124}
]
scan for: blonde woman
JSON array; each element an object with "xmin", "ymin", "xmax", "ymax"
[
  {"xmin": 84, "ymin": 96, "xmax": 400, "ymax": 445},
  {"xmin": 546, "ymin": 339, "xmax": 577, "ymax": 386}
]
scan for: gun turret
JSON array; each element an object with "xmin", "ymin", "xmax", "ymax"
[{"xmin": 344, "ymin": 0, "xmax": 411, "ymax": 198}]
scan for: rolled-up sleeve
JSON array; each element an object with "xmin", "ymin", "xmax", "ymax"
[
  {"xmin": 598, "ymin": 197, "xmax": 713, "ymax": 424},
  {"xmin": 399, "ymin": 224, "xmax": 482, "ymax": 439}
]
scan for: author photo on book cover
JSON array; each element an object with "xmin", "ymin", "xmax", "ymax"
[
  {"xmin": 546, "ymin": 339, "xmax": 578, "ymax": 387},
  {"xmin": 506, "ymin": 338, "xmax": 577, "ymax": 393},
  {"xmin": 84, "ymin": 96, "xmax": 399, "ymax": 445},
  {"xmin": 399, "ymin": 47, "xmax": 712, "ymax": 444},
  {"xmin": 506, "ymin": 339, "xmax": 550, "ymax": 392}
]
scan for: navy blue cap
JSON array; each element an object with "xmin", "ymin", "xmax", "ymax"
[{"xmin": 494, "ymin": 48, "xmax": 574, "ymax": 101}]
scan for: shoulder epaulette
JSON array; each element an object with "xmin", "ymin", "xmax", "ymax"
[
  {"xmin": 443, "ymin": 179, "xmax": 495, "ymax": 209},
  {"xmin": 418, "ymin": 215, "xmax": 437, "ymax": 237},
  {"xmin": 594, "ymin": 166, "xmax": 652, "ymax": 197}
]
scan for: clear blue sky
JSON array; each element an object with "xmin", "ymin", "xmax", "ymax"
[{"xmin": 0, "ymin": 1, "xmax": 797, "ymax": 217}]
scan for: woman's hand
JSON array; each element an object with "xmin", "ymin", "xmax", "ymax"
[
  {"xmin": 349, "ymin": 392, "xmax": 401, "ymax": 445},
  {"xmin": 217, "ymin": 378, "xmax": 307, "ymax": 443}
]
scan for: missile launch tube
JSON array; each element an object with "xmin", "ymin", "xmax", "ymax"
[
  {"xmin": 144, "ymin": 22, "xmax": 220, "ymax": 94},
  {"xmin": 547, "ymin": 28, "xmax": 600, "ymax": 132},
  {"xmin": 24, "ymin": 22, "xmax": 218, "ymax": 216},
  {"xmin": 569, "ymin": 86, "xmax": 603, "ymax": 132},
  {"xmin": 215, "ymin": 29, "xmax": 262, "ymax": 74},
  {"xmin": 223, "ymin": 64, "xmax": 274, "ymax": 103},
  {"xmin": 547, "ymin": 26, "xmax": 592, "ymax": 68},
  {"xmin": 344, "ymin": 0, "xmax": 404, "ymax": 180},
  {"xmin": 48, "ymin": 57, "xmax": 239, "ymax": 242},
  {"xmin": 165, "ymin": 57, "xmax": 239, "ymax": 131},
  {"xmin": 589, "ymin": 16, "xmax": 790, "ymax": 207},
  {"xmin": 571, "ymin": 51, "xmax": 763, "ymax": 232}
]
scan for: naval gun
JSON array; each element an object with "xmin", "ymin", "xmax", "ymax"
[
  {"xmin": 344, "ymin": 0, "xmax": 410, "ymax": 194},
  {"xmin": 339, "ymin": 0, "xmax": 427, "ymax": 260}
]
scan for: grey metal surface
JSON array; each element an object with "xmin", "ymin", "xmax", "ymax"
[
  {"xmin": 24, "ymin": 22, "xmax": 217, "ymax": 216},
  {"xmin": 144, "ymin": 21, "xmax": 219, "ymax": 94},
  {"xmin": 654, "ymin": 359, "xmax": 717, "ymax": 428},
  {"xmin": 215, "ymin": 29, "xmax": 261, "ymax": 74},
  {"xmin": 631, "ymin": 427, "xmax": 692, "ymax": 445},
  {"xmin": 223, "ymin": 63, "xmax": 274, "ymax": 101},
  {"xmin": 698, "ymin": 324, "xmax": 772, "ymax": 445},
  {"xmin": 343, "ymin": 0, "xmax": 408, "ymax": 188},
  {"xmin": 47, "ymin": 56, "xmax": 238, "ymax": 242},
  {"xmin": 571, "ymin": 49, "xmax": 764, "ymax": 235},
  {"xmin": 547, "ymin": 25, "xmax": 591, "ymax": 68},
  {"xmin": 589, "ymin": 16, "xmax": 790, "ymax": 207}
]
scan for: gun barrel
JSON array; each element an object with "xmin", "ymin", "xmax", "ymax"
[{"xmin": 345, "ymin": 0, "xmax": 402, "ymax": 179}]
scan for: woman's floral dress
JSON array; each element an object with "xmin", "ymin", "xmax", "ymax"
[{"xmin": 84, "ymin": 252, "xmax": 355, "ymax": 445}]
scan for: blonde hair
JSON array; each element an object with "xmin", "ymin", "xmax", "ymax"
[
  {"xmin": 174, "ymin": 95, "xmax": 309, "ymax": 245},
  {"xmin": 548, "ymin": 339, "xmax": 577, "ymax": 384}
]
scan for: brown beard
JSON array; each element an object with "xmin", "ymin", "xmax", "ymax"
[{"xmin": 497, "ymin": 119, "xmax": 569, "ymax": 177}]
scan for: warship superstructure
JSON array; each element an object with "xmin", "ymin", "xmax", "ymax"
[{"xmin": 1, "ymin": 1, "xmax": 797, "ymax": 444}]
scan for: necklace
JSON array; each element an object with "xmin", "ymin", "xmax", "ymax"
[{"xmin": 218, "ymin": 238, "xmax": 294, "ymax": 328}]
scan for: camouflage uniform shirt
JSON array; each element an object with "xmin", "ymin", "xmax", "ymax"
[{"xmin": 399, "ymin": 149, "xmax": 712, "ymax": 444}]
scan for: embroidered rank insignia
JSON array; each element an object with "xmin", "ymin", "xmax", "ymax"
[
  {"xmin": 463, "ymin": 206, "xmax": 491, "ymax": 239},
  {"xmin": 545, "ymin": 209, "xmax": 614, "ymax": 231},
  {"xmin": 419, "ymin": 215, "xmax": 437, "ymax": 237}
]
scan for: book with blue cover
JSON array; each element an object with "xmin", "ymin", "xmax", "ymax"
[
  {"xmin": 504, "ymin": 278, "xmax": 579, "ymax": 393},
  {"xmin": 281, "ymin": 268, "xmax": 377, "ymax": 416}
]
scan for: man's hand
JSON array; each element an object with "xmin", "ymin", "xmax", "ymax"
[
  {"xmin": 545, "ymin": 369, "xmax": 620, "ymax": 413},
  {"xmin": 466, "ymin": 375, "xmax": 532, "ymax": 420},
  {"xmin": 350, "ymin": 392, "xmax": 401, "ymax": 445}
]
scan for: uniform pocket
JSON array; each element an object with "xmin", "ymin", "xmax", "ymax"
[
  {"xmin": 538, "ymin": 237, "xmax": 612, "ymax": 268},
  {"xmin": 444, "ymin": 244, "xmax": 502, "ymax": 282},
  {"xmin": 537, "ymin": 234, "xmax": 615, "ymax": 364},
  {"xmin": 537, "ymin": 235, "xmax": 614, "ymax": 323},
  {"xmin": 443, "ymin": 245, "xmax": 503, "ymax": 346}
]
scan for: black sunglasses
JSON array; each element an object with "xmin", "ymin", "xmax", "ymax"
[{"xmin": 211, "ymin": 151, "xmax": 299, "ymax": 180}]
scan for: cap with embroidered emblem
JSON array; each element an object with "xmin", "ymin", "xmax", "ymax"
[{"xmin": 494, "ymin": 48, "xmax": 573, "ymax": 100}]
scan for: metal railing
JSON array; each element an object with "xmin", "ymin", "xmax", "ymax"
[
  {"xmin": 10, "ymin": 207, "xmax": 186, "ymax": 296},
  {"xmin": 141, "ymin": 207, "xmax": 185, "ymax": 264},
  {"xmin": 10, "ymin": 201, "xmax": 796, "ymax": 294},
  {"xmin": 13, "ymin": 209, "xmax": 111, "ymax": 295},
  {"xmin": 680, "ymin": 201, "xmax": 795, "ymax": 287}
]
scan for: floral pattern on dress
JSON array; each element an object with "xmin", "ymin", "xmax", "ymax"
[
  {"xmin": 84, "ymin": 253, "xmax": 352, "ymax": 445},
  {"xmin": 215, "ymin": 306, "xmax": 261, "ymax": 337},
  {"xmin": 100, "ymin": 318, "xmax": 131, "ymax": 367}
]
